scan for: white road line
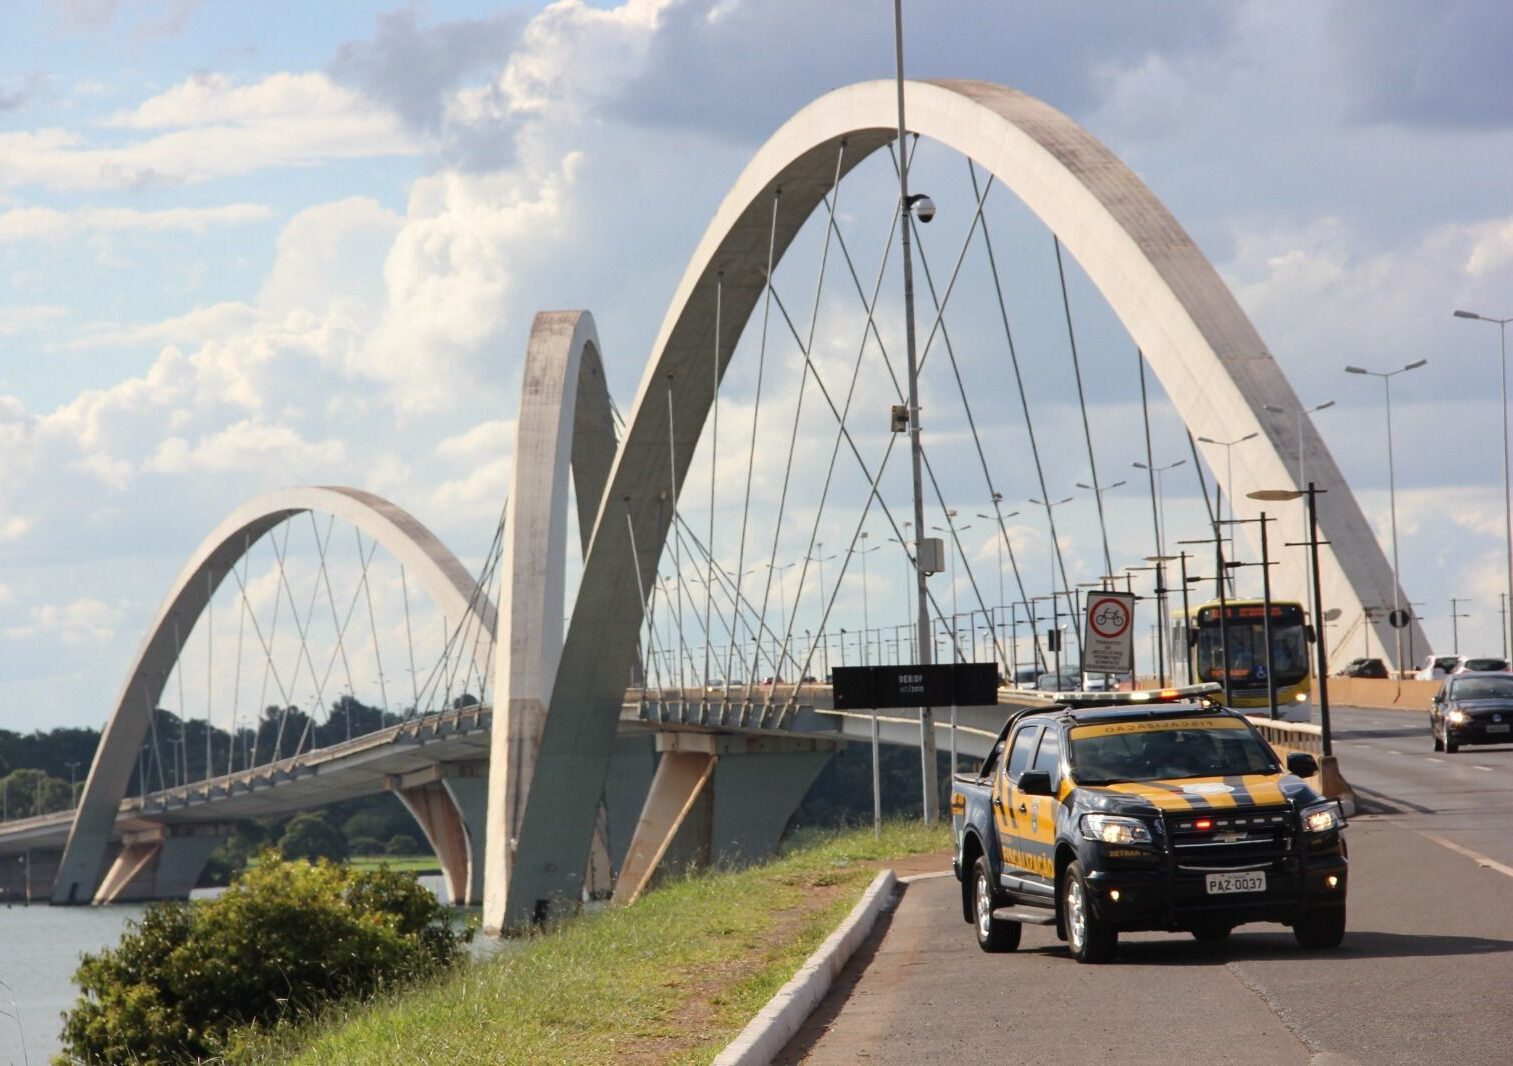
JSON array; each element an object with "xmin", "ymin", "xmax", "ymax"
[
  {"xmin": 1424, "ymin": 757, "xmax": 1443, "ymax": 763},
  {"xmin": 1474, "ymin": 765, "xmax": 1495, "ymax": 772},
  {"xmin": 1424, "ymin": 834, "xmax": 1513, "ymax": 881},
  {"xmin": 1386, "ymin": 750, "xmax": 1404, "ymax": 756}
]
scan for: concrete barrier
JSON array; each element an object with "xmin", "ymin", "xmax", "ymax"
[
  {"xmin": 1245, "ymin": 715, "xmax": 1355, "ymax": 817},
  {"xmin": 1328, "ymin": 676, "xmax": 1439, "ymax": 710}
]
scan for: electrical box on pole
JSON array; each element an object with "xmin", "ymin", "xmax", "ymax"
[
  {"xmin": 890, "ymin": 404, "xmax": 909, "ymax": 432},
  {"xmin": 917, "ymin": 537, "xmax": 946, "ymax": 575}
]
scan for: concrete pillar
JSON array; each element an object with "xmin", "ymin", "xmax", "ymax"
[
  {"xmin": 95, "ymin": 824, "xmax": 228, "ymax": 904},
  {"xmin": 611, "ymin": 732, "xmax": 837, "ymax": 907},
  {"xmin": 391, "ymin": 761, "xmax": 488, "ymax": 907}
]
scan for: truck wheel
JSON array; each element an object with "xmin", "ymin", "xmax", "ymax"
[
  {"xmin": 1061, "ymin": 861, "xmax": 1116, "ymax": 963},
  {"xmin": 1433, "ymin": 729, "xmax": 1444, "ymax": 752},
  {"xmin": 1446, "ymin": 737, "xmax": 1459, "ymax": 754},
  {"xmin": 1293, "ymin": 905, "xmax": 1346, "ymax": 949},
  {"xmin": 973, "ymin": 856, "xmax": 1021, "ymax": 953}
]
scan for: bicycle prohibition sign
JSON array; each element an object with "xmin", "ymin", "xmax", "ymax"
[{"xmin": 1087, "ymin": 595, "xmax": 1133, "ymax": 640}]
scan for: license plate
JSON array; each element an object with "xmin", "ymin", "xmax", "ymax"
[
  {"xmin": 1206, "ymin": 871, "xmax": 1266, "ymax": 894},
  {"xmin": 1488, "ymin": 724, "xmax": 1511, "ymax": 734}
]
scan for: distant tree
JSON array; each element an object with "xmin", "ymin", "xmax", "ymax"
[
  {"xmin": 278, "ymin": 813, "xmax": 348, "ymax": 863},
  {"xmin": 385, "ymin": 833, "xmax": 425, "ymax": 856},
  {"xmin": 349, "ymin": 835, "xmax": 386, "ymax": 857}
]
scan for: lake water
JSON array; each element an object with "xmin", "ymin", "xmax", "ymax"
[{"xmin": 0, "ymin": 876, "xmax": 447, "ymax": 1062}]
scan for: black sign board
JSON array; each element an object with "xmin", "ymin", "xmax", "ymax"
[{"xmin": 831, "ymin": 663, "xmax": 1000, "ymax": 710}]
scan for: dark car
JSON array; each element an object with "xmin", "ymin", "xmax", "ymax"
[
  {"xmin": 1343, "ymin": 657, "xmax": 1388, "ymax": 679},
  {"xmin": 1430, "ymin": 672, "xmax": 1513, "ymax": 753}
]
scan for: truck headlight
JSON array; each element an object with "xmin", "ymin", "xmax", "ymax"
[
  {"xmin": 1447, "ymin": 709, "xmax": 1469, "ymax": 724},
  {"xmin": 1080, "ymin": 814, "xmax": 1152, "ymax": 845},
  {"xmin": 1301, "ymin": 801, "xmax": 1344, "ymax": 834}
]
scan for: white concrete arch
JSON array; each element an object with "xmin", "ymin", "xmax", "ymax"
[
  {"xmin": 498, "ymin": 78, "xmax": 1420, "ymax": 924},
  {"xmin": 53, "ymin": 485, "xmax": 494, "ymax": 904},
  {"xmin": 484, "ymin": 311, "xmax": 618, "ymax": 929}
]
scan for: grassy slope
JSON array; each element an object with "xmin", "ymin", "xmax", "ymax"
[{"xmin": 237, "ymin": 821, "xmax": 949, "ymax": 1065}]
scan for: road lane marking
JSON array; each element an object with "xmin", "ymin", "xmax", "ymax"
[
  {"xmin": 1475, "ymin": 765, "xmax": 1494, "ymax": 772},
  {"xmin": 1386, "ymin": 750, "xmax": 1403, "ymax": 756},
  {"xmin": 1424, "ymin": 834, "xmax": 1513, "ymax": 881},
  {"xmin": 1424, "ymin": 757, "xmax": 1443, "ymax": 763}
]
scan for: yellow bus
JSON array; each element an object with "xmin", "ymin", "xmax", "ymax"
[{"xmin": 1188, "ymin": 599, "xmax": 1313, "ymax": 721}]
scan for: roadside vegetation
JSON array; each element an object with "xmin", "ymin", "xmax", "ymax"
[{"xmin": 226, "ymin": 820, "xmax": 950, "ymax": 1066}]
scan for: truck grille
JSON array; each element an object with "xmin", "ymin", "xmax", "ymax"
[{"xmin": 1165, "ymin": 807, "xmax": 1293, "ymax": 870}]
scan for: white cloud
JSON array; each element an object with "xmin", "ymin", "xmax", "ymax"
[
  {"xmin": 147, "ymin": 419, "xmax": 345, "ymax": 475},
  {"xmin": 0, "ymin": 202, "xmax": 271, "ymax": 242},
  {"xmin": 0, "ymin": 72, "xmax": 421, "ymax": 191},
  {"xmin": 0, "ymin": 304, "xmax": 68, "ymax": 335},
  {"xmin": 8, "ymin": 597, "xmax": 123, "ymax": 644}
]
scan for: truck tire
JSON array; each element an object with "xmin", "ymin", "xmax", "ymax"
[
  {"xmin": 1293, "ymin": 905, "xmax": 1346, "ymax": 949},
  {"xmin": 1446, "ymin": 736, "xmax": 1459, "ymax": 754},
  {"xmin": 1062, "ymin": 861, "xmax": 1116, "ymax": 963},
  {"xmin": 973, "ymin": 856, "xmax": 1021, "ymax": 953}
]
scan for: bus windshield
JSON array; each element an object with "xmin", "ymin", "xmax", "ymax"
[{"xmin": 1194, "ymin": 608, "xmax": 1310, "ymax": 687}]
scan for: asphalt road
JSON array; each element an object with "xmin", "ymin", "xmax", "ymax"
[{"xmin": 780, "ymin": 705, "xmax": 1513, "ymax": 1065}]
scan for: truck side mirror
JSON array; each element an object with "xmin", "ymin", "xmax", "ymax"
[
  {"xmin": 1017, "ymin": 769, "xmax": 1054, "ymax": 796},
  {"xmin": 1286, "ymin": 752, "xmax": 1318, "ymax": 778},
  {"xmin": 1305, "ymin": 624, "xmax": 1317, "ymax": 644}
]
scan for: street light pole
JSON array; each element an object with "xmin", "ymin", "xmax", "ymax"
[
  {"xmin": 1454, "ymin": 310, "xmax": 1513, "ymax": 662},
  {"xmin": 1449, "ymin": 596, "xmax": 1470, "ymax": 655},
  {"xmin": 1196, "ymin": 433, "xmax": 1257, "ymax": 591},
  {"xmin": 1345, "ymin": 358, "xmax": 1428, "ymax": 675}
]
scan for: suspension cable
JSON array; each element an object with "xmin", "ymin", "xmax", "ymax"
[{"xmin": 1055, "ymin": 233, "xmax": 1112, "ymax": 578}]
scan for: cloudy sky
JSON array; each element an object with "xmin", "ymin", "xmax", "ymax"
[{"xmin": 4, "ymin": 0, "xmax": 1513, "ymax": 733}]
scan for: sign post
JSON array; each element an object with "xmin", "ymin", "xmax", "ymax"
[{"xmin": 1082, "ymin": 591, "xmax": 1136, "ymax": 679}]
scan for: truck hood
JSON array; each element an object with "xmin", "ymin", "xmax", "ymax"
[{"xmin": 1082, "ymin": 773, "xmax": 1300, "ymax": 812}]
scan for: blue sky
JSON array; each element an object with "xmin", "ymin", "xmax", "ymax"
[{"xmin": 5, "ymin": 0, "xmax": 1513, "ymax": 731}]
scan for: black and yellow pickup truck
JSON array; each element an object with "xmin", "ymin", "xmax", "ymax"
[{"xmin": 951, "ymin": 694, "xmax": 1348, "ymax": 963}]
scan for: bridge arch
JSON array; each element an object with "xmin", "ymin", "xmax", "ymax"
[
  {"xmin": 497, "ymin": 78, "xmax": 1420, "ymax": 924},
  {"xmin": 53, "ymin": 485, "xmax": 494, "ymax": 904}
]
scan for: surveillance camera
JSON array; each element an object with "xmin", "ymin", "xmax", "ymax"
[{"xmin": 910, "ymin": 194, "xmax": 936, "ymax": 223}]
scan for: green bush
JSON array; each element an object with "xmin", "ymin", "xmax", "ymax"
[
  {"xmin": 60, "ymin": 855, "xmax": 470, "ymax": 1063},
  {"xmin": 348, "ymin": 835, "xmax": 386, "ymax": 857}
]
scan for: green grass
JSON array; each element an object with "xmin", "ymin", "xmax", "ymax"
[
  {"xmin": 230, "ymin": 820, "xmax": 949, "ymax": 1065},
  {"xmin": 345, "ymin": 855, "xmax": 442, "ymax": 875}
]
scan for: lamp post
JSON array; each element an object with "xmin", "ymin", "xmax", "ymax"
[
  {"xmin": 1075, "ymin": 478, "xmax": 1126, "ymax": 576},
  {"xmin": 1447, "ymin": 597, "xmax": 1470, "ymax": 655},
  {"xmin": 766, "ymin": 561, "xmax": 795, "ymax": 681},
  {"xmin": 1263, "ymin": 400, "xmax": 1334, "ymax": 597},
  {"xmin": 1195, "ymin": 433, "xmax": 1256, "ymax": 585},
  {"xmin": 977, "ymin": 508, "xmax": 1019, "ymax": 671},
  {"xmin": 1251, "ymin": 484, "xmax": 1335, "ymax": 755},
  {"xmin": 1345, "ymin": 358, "xmax": 1428, "ymax": 675},
  {"xmin": 931, "ymin": 519, "xmax": 972, "ymax": 661},
  {"xmin": 1029, "ymin": 495, "xmax": 1074, "ymax": 670},
  {"xmin": 66, "ymin": 760, "xmax": 81, "ymax": 807},
  {"xmin": 1454, "ymin": 309, "xmax": 1513, "ymax": 662}
]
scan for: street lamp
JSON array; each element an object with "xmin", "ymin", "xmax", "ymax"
[
  {"xmin": 1195, "ymin": 433, "xmax": 1256, "ymax": 577},
  {"xmin": 66, "ymin": 760, "xmax": 81, "ymax": 807},
  {"xmin": 765, "ymin": 562, "xmax": 795, "ymax": 682},
  {"xmin": 855, "ymin": 533, "xmax": 881, "ymax": 668},
  {"xmin": 1448, "ymin": 596, "xmax": 1471, "ymax": 655},
  {"xmin": 1454, "ymin": 309, "xmax": 1513, "ymax": 662},
  {"xmin": 1029, "ymin": 495, "xmax": 1074, "ymax": 671},
  {"xmin": 1263, "ymin": 400, "xmax": 1335, "ymax": 604},
  {"xmin": 1251, "ymin": 484, "xmax": 1335, "ymax": 755},
  {"xmin": 976, "ymin": 508, "xmax": 1020, "ymax": 671},
  {"xmin": 1345, "ymin": 358, "xmax": 1428, "ymax": 674},
  {"xmin": 1075, "ymin": 478, "xmax": 1126, "ymax": 576},
  {"xmin": 931, "ymin": 519, "xmax": 972, "ymax": 661}
]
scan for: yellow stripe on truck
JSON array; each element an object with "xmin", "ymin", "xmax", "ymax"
[{"xmin": 1089, "ymin": 773, "xmax": 1288, "ymax": 811}]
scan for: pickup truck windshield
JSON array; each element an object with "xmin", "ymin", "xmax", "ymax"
[{"xmin": 1068, "ymin": 718, "xmax": 1278, "ymax": 784}]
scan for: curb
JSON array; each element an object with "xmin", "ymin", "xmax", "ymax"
[{"xmin": 712, "ymin": 868, "xmax": 898, "ymax": 1066}]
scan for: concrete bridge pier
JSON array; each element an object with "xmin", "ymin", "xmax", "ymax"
[
  {"xmin": 390, "ymin": 761, "xmax": 489, "ymax": 906},
  {"xmin": 94, "ymin": 824, "xmax": 228, "ymax": 904},
  {"xmin": 611, "ymin": 733, "xmax": 837, "ymax": 906}
]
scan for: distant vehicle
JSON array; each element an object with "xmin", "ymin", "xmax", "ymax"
[
  {"xmin": 1013, "ymin": 666, "xmax": 1042, "ymax": 688},
  {"xmin": 1033, "ymin": 671, "xmax": 1082, "ymax": 692},
  {"xmin": 1081, "ymin": 674, "xmax": 1115, "ymax": 692},
  {"xmin": 1455, "ymin": 657, "xmax": 1509, "ymax": 674},
  {"xmin": 1187, "ymin": 600, "xmax": 1313, "ymax": 721},
  {"xmin": 1342, "ymin": 657, "xmax": 1388, "ymax": 679},
  {"xmin": 705, "ymin": 678, "xmax": 726, "ymax": 691},
  {"xmin": 1430, "ymin": 671, "xmax": 1513, "ymax": 753},
  {"xmin": 1415, "ymin": 655, "xmax": 1464, "ymax": 680}
]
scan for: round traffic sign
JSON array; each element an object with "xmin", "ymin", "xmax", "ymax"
[
  {"xmin": 1088, "ymin": 596, "xmax": 1133, "ymax": 640},
  {"xmin": 1388, "ymin": 608, "xmax": 1411, "ymax": 629}
]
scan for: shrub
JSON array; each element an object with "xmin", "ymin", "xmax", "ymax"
[{"xmin": 60, "ymin": 855, "xmax": 470, "ymax": 1063}]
